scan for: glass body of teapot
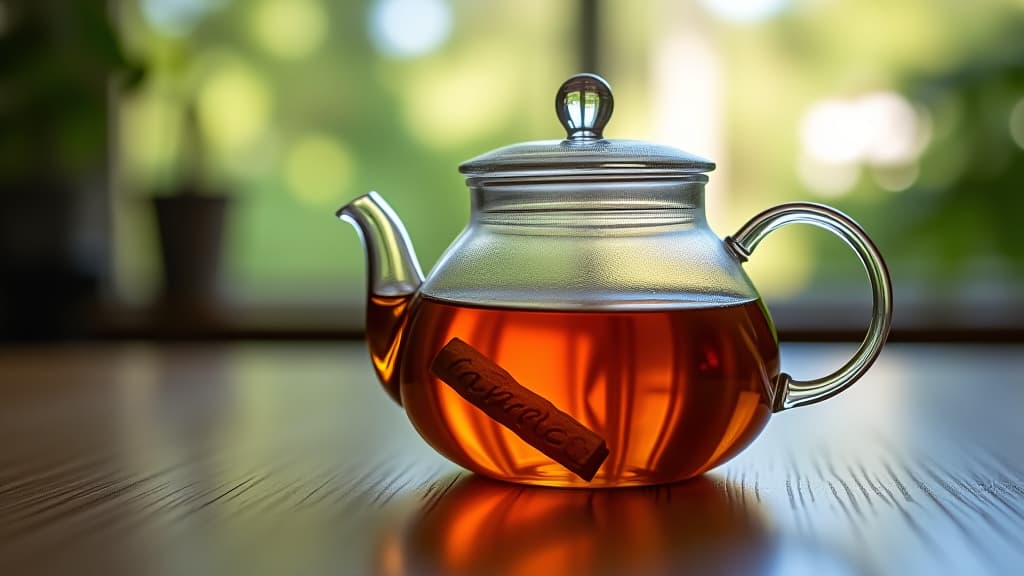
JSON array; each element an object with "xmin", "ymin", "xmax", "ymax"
[{"xmin": 340, "ymin": 74, "xmax": 892, "ymax": 487}]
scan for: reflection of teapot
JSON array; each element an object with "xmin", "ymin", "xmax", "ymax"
[
  {"xmin": 377, "ymin": 475, "xmax": 775, "ymax": 576},
  {"xmin": 340, "ymin": 74, "xmax": 892, "ymax": 487}
]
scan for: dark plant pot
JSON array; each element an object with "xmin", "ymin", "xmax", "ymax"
[
  {"xmin": 0, "ymin": 178, "xmax": 100, "ymax": 340},
  {"xmin": 153, "ymin": 195, "xmax": 228, "ymax": 315}
]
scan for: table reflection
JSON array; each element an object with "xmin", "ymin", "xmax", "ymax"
[{"xmin": 378, "ymin": 474, "xmax": 778, "ymax": 576}]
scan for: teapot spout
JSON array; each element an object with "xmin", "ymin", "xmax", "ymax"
[
  {"xmin": 338, "ymin": 191, "xmax": 424, "ymax": 405},
  {"xmin": 337, "ymin": 191, "xmax": 424, "ymax": 297}
]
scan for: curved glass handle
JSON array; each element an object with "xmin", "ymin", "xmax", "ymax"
[{"xmin": 725, "ymin": 203, "xmax": 893, "ymax": 412}]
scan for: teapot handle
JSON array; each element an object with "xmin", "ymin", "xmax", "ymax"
[{"xmin": 725, "ymin": 203, "xmax": 893, "ymax": 412}]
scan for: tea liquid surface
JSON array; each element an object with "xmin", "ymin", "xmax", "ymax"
[{"xmin": 377, "ymin": 296, "xmax": 779, "ymax": 487}]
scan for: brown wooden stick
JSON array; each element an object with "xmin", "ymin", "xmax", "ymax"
[{"xmin": 431, "ymin": 338, "xmax": 609, "ymax": 481}]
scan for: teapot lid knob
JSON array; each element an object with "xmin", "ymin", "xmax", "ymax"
[{"xmin": 555, "ymin": 73, "xmax": 614, "ymax": 141}]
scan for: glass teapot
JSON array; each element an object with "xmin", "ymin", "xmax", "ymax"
[{"xmin": 339, "ymin": 74, "xmax": 892, "ymax": 488}]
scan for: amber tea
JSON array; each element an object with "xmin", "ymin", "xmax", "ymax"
[{"xmin": 373, "ymin": 295, "xmax": 780, "ymax": 487}]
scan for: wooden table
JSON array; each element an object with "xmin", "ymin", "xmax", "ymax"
[{"xmin": 1, "ymin": 342, "xmax": 1022, "ymax": 575}]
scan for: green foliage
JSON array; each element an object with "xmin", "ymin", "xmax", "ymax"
[
  {"xmin": 0, "ymin": 0, "xmax": 143, "ymax": 181},
  {"xmin": 824, "ymin": 19, "xmax": 1024, "ymax": 287}
]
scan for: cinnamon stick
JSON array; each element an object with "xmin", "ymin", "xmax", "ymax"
[{"xmin": 431, "ymin": 338, "xmax": 609, "ymax": 481}]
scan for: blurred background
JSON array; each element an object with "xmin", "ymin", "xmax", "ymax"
[{"xmin": 1, "ymin": 0, "xmax": 1022, "ymax": 341}]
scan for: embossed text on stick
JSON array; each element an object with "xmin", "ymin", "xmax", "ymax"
[{"xmin": 431, "ymin": 338, "xmax": 609, "ymax": 481}]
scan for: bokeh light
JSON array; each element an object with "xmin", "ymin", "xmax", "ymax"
[
  {"xmin": 140, "ymin": 0, "xmax": 222, "ymax": 36},
  {"xmin": 698, "ymin": 0, "xmax": 790, "ymax": 23},
  {"xmin": 799, "ymin": 92, "xmax": 928, "ymax": 195},
  {"xmin": 249, "ymin": 0, "xmax": 327, "ymax": 60},
  {"xmin": 871, "ymin": 164, "xmax": 920, "ymax": 193},
  {"xmin": 801, "ymin": 93, "xmax": 928, "ymax": 167},
  {"xmin": 402, "ymin": 47, "xmax": 517, "ymax": 146},
  {"xmin": 858, "ymin": 92, "xmax": 929, "ymax": 166},
  {"xmin": 369, "ymin": 0, "xmax": 452, "ymax": 57},
  {"xmin": 197, "ymin": 61, "xmax": 271, "ymax": 153},
  {"xmin": 285, "ymin": 134, "xmax": 354, "ymax": 207}
]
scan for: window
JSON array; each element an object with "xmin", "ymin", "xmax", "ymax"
[{"xmin": 113, "ymin": 0, "xmax": 1024, "ymax": 335}]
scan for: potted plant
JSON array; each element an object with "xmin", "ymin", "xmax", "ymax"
[{"xmin": 151, "ymin": 101, "xmax": 229, "ymax": 323}]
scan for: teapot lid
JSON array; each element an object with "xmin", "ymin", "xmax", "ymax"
[{"xmin": 459, "ymin": 74, "xmax": 715, "ymax": 178}]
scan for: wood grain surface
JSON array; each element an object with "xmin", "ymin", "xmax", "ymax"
[{"xmin": 0, "ymin": 342, "xmax": 1022, "ymax": 575}]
